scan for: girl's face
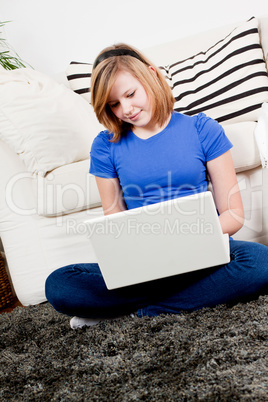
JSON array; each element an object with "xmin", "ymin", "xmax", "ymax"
[{"xmin": 107, "ymin": 70, "xmax": 153, "ymax": 131}]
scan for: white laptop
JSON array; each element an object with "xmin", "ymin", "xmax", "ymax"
[{"xmin": 85, "ymin": 191, "xmax": 230, "ymax": 289}]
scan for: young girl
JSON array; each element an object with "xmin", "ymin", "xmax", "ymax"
[{"xmin": 45, "ymin": 44, "xmax": 268, "ymax": 329}]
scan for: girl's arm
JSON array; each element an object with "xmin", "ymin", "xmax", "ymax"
[
  {"xmin": 95, "ymin": 176, "xmax": 127, "ymax": 216},
  {"xmin": 207, "ymin": 150, "xmax": 244, "ymax": 236}
]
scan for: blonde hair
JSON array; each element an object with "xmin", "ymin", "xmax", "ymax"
[{"xmin": 91, "ymin": 43, "xmax": 175, "ymax": 142}]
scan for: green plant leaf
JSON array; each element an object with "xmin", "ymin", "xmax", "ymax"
[{"xmin": 0, "ymin": 20, "xmax": 29, "ymax": 70}]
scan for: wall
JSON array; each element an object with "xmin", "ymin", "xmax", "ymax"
[{"xmin": 0, "ymin": 0, "xmax": 267, "ymax": 75}]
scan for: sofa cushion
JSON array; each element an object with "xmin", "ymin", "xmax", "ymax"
[
  {"xmin": 223, "ymin": 122, "xmax": 260, "ymax": 172},
  {"xmin": 66, "ymin": 61, "xmax": 172, "ymax": 104},
  {"xmin": 170, "ymin": 17, "xmax": 268, "ymax": 124},
  {"xmin": 66, "ymin": 18, "xmax": 268, "ymax": 128},
  {"xmin": 0, "ymin": 68, "xmax": 102, "ymax": 175},
  {"xmin": 33, "ymin": 160, "xmax": 102, "ymax": 216},
  {"xmin": 32, "ymin": 121, "xmax": 260, "ymax": 216}
]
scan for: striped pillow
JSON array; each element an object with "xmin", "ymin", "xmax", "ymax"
[
  {"xmin": 170, "ymin": 17, "xmax": 268, "ymax": 124},
  {"xmin": 65, "ymin": 61, "xmax": 171, "ymax": 104},
  {"xmin": 66, "ymin": 61, "xmax": 93, "ymax": 103}
]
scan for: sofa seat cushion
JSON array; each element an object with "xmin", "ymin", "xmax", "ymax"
[
  {"xmin": 33, "ymin": 159, "xmax": 102, "ymax": 217},
  {"xmin": 35, "ymin": 121, "xmax": 260, "ymax": 218}
]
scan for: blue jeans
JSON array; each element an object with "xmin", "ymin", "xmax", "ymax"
[{"xmin": 45, "ymin": 240, "xmax": 268, "ymax": 318}]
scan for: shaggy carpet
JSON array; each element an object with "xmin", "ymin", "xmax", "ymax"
[{"xmin": 0, "ymin": 296, "xmax": 267, "ymax": 401}]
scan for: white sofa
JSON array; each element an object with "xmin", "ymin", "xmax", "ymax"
[{"xmin": 0, "ymin": 16, "xmax": 268, "ymax": 306}]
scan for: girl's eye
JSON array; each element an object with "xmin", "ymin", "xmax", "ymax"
[
  {"xmin": 110, "ymin": 102, "xmax": 119, "ymax": 109},
  {"xmin": 109, "ymin": 90, "xmax": 135, "ymax": 109}
]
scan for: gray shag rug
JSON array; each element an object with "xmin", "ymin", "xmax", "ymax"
[{"xmin": 0, "ymin": 296, "xmax": 267, "ymax": 401}]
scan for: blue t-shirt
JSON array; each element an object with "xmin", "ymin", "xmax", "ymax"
[{"xmin": 90, "ymin": 112, "xmax": 232, "ymax": 209}]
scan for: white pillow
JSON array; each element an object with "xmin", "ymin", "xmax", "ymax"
[
  {"xmin": 0, "ymin": 68, "xmax": 102, "ymax": 175},
  {"xmin": 169, "ymin": 17, "xmax": 268, "ymax": 124}
]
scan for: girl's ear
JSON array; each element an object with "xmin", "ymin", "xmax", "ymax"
[{"xmin": 148, "ymin": 65, "xmax": 157, "ymax": 76}]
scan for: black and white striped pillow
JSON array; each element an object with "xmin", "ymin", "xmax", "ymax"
[
  {"xmin": 65, "ymin": 60, "xmax": 171, "ymax": 104},
  {"xmin": 170, "ymin": 17, "xmax": 268, "ymax": 124},
  {"xmin": 66, "ymin": 61, "xmax": 93, "ymax": 103}
]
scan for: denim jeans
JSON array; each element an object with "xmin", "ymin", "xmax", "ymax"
[{"xmin": 45, "ymin": 240, "xmax": 268, "ymax": 318}]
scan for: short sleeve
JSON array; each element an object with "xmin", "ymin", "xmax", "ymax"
[
  {"xmin": 195, "ymin": 113, "xmax": 233, "ymax": 161},
  {"xmin": 89, "ymin": 131, "xmax": 117, "ymax": 178}
]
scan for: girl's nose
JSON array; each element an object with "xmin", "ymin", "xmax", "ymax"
[{"xmin": 122, "ymin": 100, "xmax": 133, "ymax": 117}]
